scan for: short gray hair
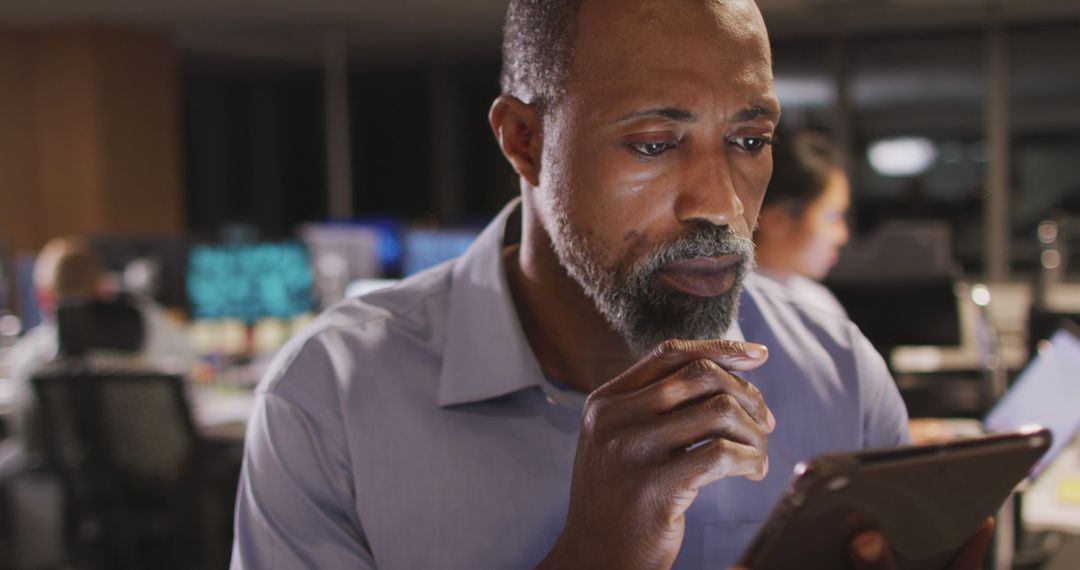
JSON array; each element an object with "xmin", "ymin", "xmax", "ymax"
[{"xmin": 499, "ymin": 0, "xmax": 586, "ymax": 111}]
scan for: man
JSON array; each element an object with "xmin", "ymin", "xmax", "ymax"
[
  {"xmin": 232, "ymin": 1, "xmax": 989, "ymax": 568},
  {"xmin": 7, "ymin": 238, "xmax": 196, "ymax": 393}
]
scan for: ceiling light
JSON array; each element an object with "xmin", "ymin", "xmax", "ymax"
[{"xmin": 867, "ymin": 136, "xmax": 938, "ymax": 177}]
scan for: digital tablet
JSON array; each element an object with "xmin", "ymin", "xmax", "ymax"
[
  {"xmin": 984, "ymin": 327, "xmax": 1080, "ymax": 476},
  {"xmin": 738, "ymin": 428, "xmax": 1052, "ymax": 570}
]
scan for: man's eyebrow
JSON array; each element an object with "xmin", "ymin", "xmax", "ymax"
[
  {"xmin": 614, "ymin": 107, "xmax": 698, "ymax": 124},
  {"xmin": 734, "ymin": 104, "xmax": 781, "ymax": 122}
]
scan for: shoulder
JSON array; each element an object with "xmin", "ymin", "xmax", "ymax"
[
  {"xmin": 741, "ymin": 273, "xmax": 885, "ymax": 385},
  {"xmin": 741, "ymin": 274, "xmax": 907, "ymax": 448},
  {"xmin": 258, "ymin": 262, "xmax": 455, "ymax": 404},
  {"xmin": 742, "ymin": 273, "xmax": 855, "ymax": 345}
]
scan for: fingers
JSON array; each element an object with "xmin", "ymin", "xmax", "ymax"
[
  {"xmin": 948, "ymin": 517, "xmax": 995, "ymax": 570},
  {"xmin": 672, "ymin": 437, "xmax": 768, "ymax": 488},
  {"xmin": 849, "ymin": 531, "xmax": 896, "ymax": 570},
  {"xmin": 643, "ymin": 391, "xmax": 768, "ymax": 458},
  {"xmin": 595, "ymin": 339, "xmax": 769, "ymax": 397},
  {"xmin": 633, "ymin": 358, "xmax": 775, "ymax": 432}
]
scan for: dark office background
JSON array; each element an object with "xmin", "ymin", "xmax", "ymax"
[{"xmin": 177, "ymin": 18, "xmax": 1080, "ymax": 279}]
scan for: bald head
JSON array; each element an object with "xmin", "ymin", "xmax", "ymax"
[
  {"xmin": 499, "ymin": 0, "xmax": 771, "ymax": 112},
  {"xmin": 499, "ymin": 0, "xmax": 584, "ymax": 109}
]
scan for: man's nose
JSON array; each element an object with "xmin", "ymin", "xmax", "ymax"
[{"xmin": 673, "ymin": 153, "xmax": 744, "ymax": 227}]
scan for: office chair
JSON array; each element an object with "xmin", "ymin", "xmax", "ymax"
[
  {"xmin": 55, "ymin": 296, "xmax": 145, "ymax": 357},
  {"xmin": 28, "ymin": 297, "xmax": 206, "ymax": 569},
  {"xmin": 31, "ymin": 369, "xmax": 206, "ymax": 570}
]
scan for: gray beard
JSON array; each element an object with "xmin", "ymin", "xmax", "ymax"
[{"xmin": 551, "ymin": 212, "xmax": 756, "ymax": 357}]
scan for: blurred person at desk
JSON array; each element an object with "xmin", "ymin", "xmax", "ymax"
[
  {"xmin": 5, "ymin": 237, "xmax": 197, "ymax": 450},
  {"xmin": 0, "ymin": 237, "xmax": 199, "ymax": 569},
  {"xmin": 232, "ymin": 1, "xmax": 991, "ymax": 569},
  {"xmin": 753, "ymin": 130, "xmax": 850, "ymax": 318}
]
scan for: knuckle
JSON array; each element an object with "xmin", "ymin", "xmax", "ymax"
[
  {"xmin": 653, "ymin": 339, "xmax": 689, "ymax": 361},
  {"xmin": 582, "ymin": 396, "xmax": 609, "ymax": 430},
  {"xmin": 707, "ymin": 393, "xmax": 739, "ymax": 418},
  {"xmin": 706, "ymin": 440, "xmax": 736, "ymax": 476},
  {"xmin": 585, "ymin": 393, "xmax": 637, "ymax": 430},
  {"xmin": 736, "ymin": 374, "xmax": 762, "ymax": 400},
  {"xmin": 654, "ymin": 381, "xmax": 685, "ymax": 409},
  {"xmin": 580, "ymin": 407, "xmax": 601, "ymax": 434},
  {"xmin": 681, "ymin": 358, "xmax": 720, "ymax": 381},
  {"xmin": 604, "ymin": 430, "xmax": 646, "ymax": 460},
  {"xmin": 712, "ymin": 338, "xmax": 742, "ymax": 355},
  {"xmin": 736, "ymin": 377, "xmax": 767, "ymax": 415}
]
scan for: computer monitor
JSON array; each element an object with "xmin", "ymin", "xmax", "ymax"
[
  {"xmin": 186, "ymin": 241, "xmax": 315, "ymax": 323},
  {"xmin": 354, "ymin": 218, "xmax": 404, "ymax": 275},
  {"xmin": 299, "ymin": 224, "xmax": 384, "ymax": 307},
  {"xmin": 401, "ymin": 228, "xmax": 482, "ymax": 277},
  {"xmin": 824, "ymin": 220, "xmax": 962, "ymax": 353},
  {"xmin": 826, "ymin": 276, "xmax": 962, "ymax": 351},
  {"xmin": 301, "ymin": 220, "xmax": 402, "ymax": 277},
  {"xmin": 14, "ymin": 254, "xmax": 41, "ymax": 331}
]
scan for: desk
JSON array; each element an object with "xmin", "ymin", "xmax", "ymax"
[
  {"xmin": 189, "ymin": 384, "xmax": 256, "ymax": 441},
  {"xmin": 0, "ymin": 375, "xmax": 256, "ymax": 442}
]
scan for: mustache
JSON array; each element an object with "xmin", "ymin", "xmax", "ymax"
[{"xmin": 631, "ymin": 225, "xmax": 756, "ymax": 276}]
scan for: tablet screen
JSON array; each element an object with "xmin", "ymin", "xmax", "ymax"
[{"xmin": 985, "ymin": 328, "xmax": 1080, "ymax": 476}]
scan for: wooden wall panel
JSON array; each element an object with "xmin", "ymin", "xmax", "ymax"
[
  {"xmin": 97, "ymin": 28, "xmax": 183, "ymax": 235},
  {"xmin": 0, "ymin": 25, "xmax": 183, "ymax": 254},
  {"xmin": 30, "ymin": 28, "xmax": 108, "ymax": 242},
  {"xmin": 0, "ymin": 31, "xmax": 42, "ymax": 252}
]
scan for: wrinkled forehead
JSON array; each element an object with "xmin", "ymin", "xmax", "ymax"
[{"xmin": 565, "ymin": 0, "xmax": 774, "ymax": 104}]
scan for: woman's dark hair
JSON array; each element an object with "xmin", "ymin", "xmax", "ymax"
[{"xmin": 763, "ymin": 130, "xmax": 842, "ymax": 215}]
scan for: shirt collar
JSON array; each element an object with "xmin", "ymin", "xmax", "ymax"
[{"xmin": 437, "ymin": 199, "xmax": 547, "ymax": 407}]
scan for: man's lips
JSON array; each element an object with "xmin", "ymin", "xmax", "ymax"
[{"xmin": 656, "ymin": 255, "xmax": 741, "ymax": 298}]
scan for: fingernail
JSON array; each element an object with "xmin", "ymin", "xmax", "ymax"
[
  {"xmin": 854, "ymin": 533, "xmax": 884, "ymax": 562},
  {"xmin": 766, "ymin": 408, "xmax": 777, "ymax": 431},
  {"xmin": 763, "ymin": 455, "xmax": 769, "ymax": 476},
  {"xmin": 745, "ymin": 343, "xmax": 767, "ymax": 358}
]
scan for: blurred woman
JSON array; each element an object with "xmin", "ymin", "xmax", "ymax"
[{"xmin": 754, "ymin": 130, "xmax": 850, "ymax": 317}]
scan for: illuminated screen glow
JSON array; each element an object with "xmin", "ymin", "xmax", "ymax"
[{"xmin": 187, "ymin": 242, "xmax": 314, "ymax": 322}]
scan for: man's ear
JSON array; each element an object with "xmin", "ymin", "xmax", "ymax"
[{"xmin": 489, "ymin": 95, "xmax": 543, "ymax": 188}]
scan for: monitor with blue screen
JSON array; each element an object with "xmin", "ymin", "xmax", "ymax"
[
  {"xmin": 14, "ymin": 255, "xmax": 41, "ymax": 331},
  {"xmin": 186, "ymin": 242, "xmax": 315, "ymax": 323},
  {"xmin": 402, "ymin": 228, "xmax": 481, "ymax": 277}
]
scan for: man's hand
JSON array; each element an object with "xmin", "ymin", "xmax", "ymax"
[
  {"xmin": 540, "ymin": 339, "xmax": 773, "ymax": 570},
  {"xmin": 849, "ymin": 517, "xmax": 996, "ymax": 570}
]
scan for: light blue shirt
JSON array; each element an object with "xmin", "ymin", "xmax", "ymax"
[
  {"xmin": 753, "ymin": 269, "xmax": 849, "ymax": 320},
  {"xmin": 232, "ymin": 200, "xmax": 909, "ymax": 569}
]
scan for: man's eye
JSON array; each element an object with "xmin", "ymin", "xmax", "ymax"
[
  {"xmin": 733, "ymin": 136, "xmax": 774, "ymax": 153},
  {"xmin": 628, "ymin": 140, "xmax": 676, "ymax": 157}
]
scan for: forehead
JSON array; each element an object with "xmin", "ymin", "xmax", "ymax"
[{"xmin": 566, "ymin": 0, "xmax": 775, "ymax": 114}]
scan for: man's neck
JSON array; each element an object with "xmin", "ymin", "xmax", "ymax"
[{"xmin": 503, "ymin": 216, "xmax": 638, "ymax": 394}]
